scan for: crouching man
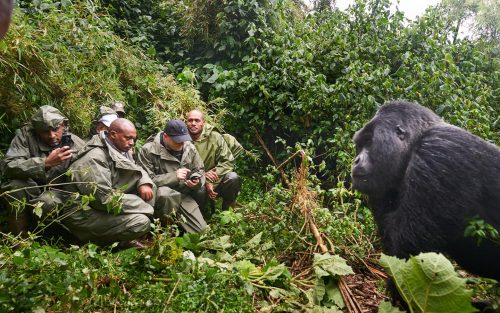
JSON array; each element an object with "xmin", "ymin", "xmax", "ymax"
[
  {"xmin": 186, "ymin": 110, "xmax": 241, "ymax": 216},
  {"xmin": 138, "ymin": 120, "xmax": 207, "ymax": 233},
  {"xmin": 1, "ymin": 105, "xmax": 85, "ymax": 234},
  {"xmin": 63, "ymin": 118, "xmax": 154, "ymax": 248}
]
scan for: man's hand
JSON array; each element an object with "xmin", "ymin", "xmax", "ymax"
[
  {"xmin": 185, "ymin": 177, "xmax": 200, "ymax": 188},
  {"xmin": 205, "ymin": 182, "xmax": 218, "ymax": 200},
  {"xmin": 138, "ymin": 184, "xmax": 154, "ymax": 202},
  {"xmin": 205, "ymin": 169, "xmax": 219, "ymax": 183},
  {"xmin": 45, "ymin": 146, "xmax": 73, "ymax": 169},
  {"xmin": 176, "ymin": 168, "xmax": 191, "ymax": 181}
]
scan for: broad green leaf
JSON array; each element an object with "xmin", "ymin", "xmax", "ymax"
[
  {"xmin": 263, "ymin": 264, "xmax": 288, "ymax": 281},
  {"xmin": 198, "ymin": 235, "xmax": 232, "ymax": 251},
  {"xmin": 269, "ymin": 287, "xmax": 290, "ymax": 299},
  {"xmin": 378, "ymin": 301, "xmax": 405, "ymax": 313},
  {"xmin": 311, "ymin": 278, "xmax": 326, "ymax": 304},
  {"xmin": 325, "ymin": 279, "xmax": 344, "ymax": 309},
  {"xmin": 244, "ymin": 281, "xmax": 254, "ymax": 295},
  {"xmin": 313, "ymin": 253, "xmax": 354, "ymax": 278},
  {"xmin": 243, "ymin": 231, "xmax": 262, "ymax": 249},
  {"xmin": 205, "ymin": 72, "xmax": 219, "ymax": 84},
  {"xmin": 307, "ymin": 306, "xmax": 343, "ymax": 313},
  {"xmin": 380, "ymin": 253, "xmax": 476, "ymax": 313},
  {"xmin": 235, "ymin": 260, "xmax": 257, "ymax": 278}
]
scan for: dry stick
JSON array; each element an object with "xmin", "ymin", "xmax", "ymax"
[
  {"xmin": 294, "ymin": 153, "xmax": 362, "ymax": 313},
  {"xmin": 254, "ymin": 127, "xmax": 290, "ymax": 187},
  {"xmin": 309, "ymin": 217, "xmax": 329, "ymax": 254},
  {"xmin": 163, "ymin": 277, "xmax": 181, "ymax": 313},
  {"xmin": 339, "ymin": 276, "xmax": 364, "ymax": 313},
  {"xmin": 323, "ymin": 233, "xmax": 336, "ymax": 253},
  {"xmin": 277, "ymin": 149, "xmax": 305, "ymax": 170}
]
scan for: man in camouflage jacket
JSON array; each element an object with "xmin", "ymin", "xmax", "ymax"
[
  {"xmin": 186, "ymin": 110, "xmax": 241, "ymax": 215},
  {"xmin": 1, "ymin": 105, "xmax": 85, "ymax": 234},
  {"xmin": 63, "ymin": 119, "xmax": 154, "ymax": 247},
  {"xmin": 137, "ymin": 120, "xmax": 207, "ymax": 233}
]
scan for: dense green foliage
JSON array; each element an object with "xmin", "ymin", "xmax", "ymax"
[
  {"xmin": 0, "ymin": 0, "xmax": 204, "ymax": 151},
  {"xmin": 101, "ymin": 0, "xmax": 498, "ymax": 181}
]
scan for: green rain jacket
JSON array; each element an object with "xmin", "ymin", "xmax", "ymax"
[
  {"xmin": 222, "ymin": 133, "xmax": 244, "ymax": 159},
  {"xmin": 192, "ymin": 124, "xmax": 234, "ymax": 185},
  {"xmin": 2, "ymin": 106, "xmax": 85, "ymax": 185},
  {"xmin": 137, "ymin": 132, "xmax": 205, "ymax": 192},
  {"xmin": 67, "ymin": 133, "xmax": 154, "ymax": 215}
]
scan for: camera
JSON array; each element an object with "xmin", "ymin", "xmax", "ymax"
[
  {"xmin": 60, "ymin": 134, "xmax": 74, "ymax": 147},
  {"xmin": 187, "ymin": 172, "xmax": 202, "ymax": 181}
]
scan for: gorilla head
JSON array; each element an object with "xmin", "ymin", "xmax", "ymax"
[
  {"xmin": 351, "ymin": 101, "xmax": 500, "ymax": 280},
  {"xmin": 352, "ymin": 102, "xmax": 441, "ymax": 197}
]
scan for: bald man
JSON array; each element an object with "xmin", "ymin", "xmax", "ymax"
[
  {"xmin": 186, "ymin": 110, "xmax": 241, "ymax": 215},
  {"xmin": 62, "ymin": 118, "xmax": 155, "ymax": 248}
]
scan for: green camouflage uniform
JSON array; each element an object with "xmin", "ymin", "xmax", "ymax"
[
  {"xmin": 192, "ymin": 124, "xmax": 241, "ymax": 214},
  {"xmin": 222, "ymin": 133, "xmax": 244, "ymax": 159},
  {"xmin": 1, "ymin": 105, "xmax": 85, "ymax": 225},
  {"xmin": 63, "ymin": 133, "xmax": 154, "ymax": 244},
  {"xmin": 137, "ymin": 132, "xmax": 207, "ymax": 233}
]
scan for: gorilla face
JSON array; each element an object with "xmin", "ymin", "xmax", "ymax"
[
  {"xmin": 352, "ymin": 116, "xmax": 409, "ymax": 196},
  {"xmin": 351, "ymin": 102, "xmax": 442, "ymax": 197}
]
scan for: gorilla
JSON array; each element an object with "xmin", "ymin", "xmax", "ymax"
[{"xmin": 351, "ymin": 101, "xmax": 500, "ymax": 280}]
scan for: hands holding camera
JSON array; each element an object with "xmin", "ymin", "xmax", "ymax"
[
  {"xmin": 45, "ymin": 146, "xmax": 73, "ymax": 170},
  {"xmin": 176, "ymin": 168, "xmax": 201, "ymax": 188}
]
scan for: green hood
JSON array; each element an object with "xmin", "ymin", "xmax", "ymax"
[
  {"xmin": 198, "ymin": 123, "xmax": 215, "ymax": 141},
  {"xmin": 31, "ymin": 105, "xmax": 67, "ymax": 131}
]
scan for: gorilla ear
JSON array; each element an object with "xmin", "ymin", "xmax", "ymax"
[{"xmin": 396, "ymin": 125, "xmax": 406, "ymax": 140}]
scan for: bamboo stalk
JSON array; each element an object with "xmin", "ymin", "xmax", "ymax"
[{"xmin": 254, "ymin": 127, "xmax": 290, "ymax": 187}]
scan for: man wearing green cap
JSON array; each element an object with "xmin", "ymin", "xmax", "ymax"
[
  {"xmin": 137, "ymin": 119, "xmax": 207, "ymax": 233},
  {"xmin": 1, "ymin": 105, "xmax": 86, "ymax": 234}
]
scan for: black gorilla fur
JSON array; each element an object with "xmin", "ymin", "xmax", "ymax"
[{"xmin": 351, "ymin": 101, "xmax": 500, "ymax": 280}]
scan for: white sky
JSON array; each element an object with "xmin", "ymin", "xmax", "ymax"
[{"xmin": 312, "ymin": 0, "xmax": 442, "ymax": 20}]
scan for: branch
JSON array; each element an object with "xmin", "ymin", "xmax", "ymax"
[{"xmin": 253, "ymin": 127, "xmax": 290, "ymax": 187}]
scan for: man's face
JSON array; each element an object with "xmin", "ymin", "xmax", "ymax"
[
  {"xmin": 109, "ymin": 126, "xmax": 136, "ymax": 152},
  {"xmin": 186, "ymin": 111, "xmax": 204, "ymax": 136},
  {"xmin": 95, "ymin": 122, "xmax": 109, "ymax": 134},
  {"xmin": 163, "ymin": 133, "xmax": 184, "ymax": 151},
  {"xmin": 36, "ymin": 123, "xmax": 65, "ymax": 147}
]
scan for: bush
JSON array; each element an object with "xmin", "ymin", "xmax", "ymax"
[{"xmin": 0, "ymin": 0, "xmax": 206, "ymax": 151}]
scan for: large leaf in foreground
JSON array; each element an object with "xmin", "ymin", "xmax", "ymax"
[
  {"xmin": 380, "ymin": 253, "xmax": 476, "ymax": 313},
  {"xmin": 313, "ymin": 253, "xmax": 354, "ymax": 278}
]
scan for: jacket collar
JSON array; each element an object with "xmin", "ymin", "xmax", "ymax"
[
  {"xmin": 195, "ymin": 123, "xmax": 214, "ymax": 142},
  {"xmin": 82, "ymin": 133, "xmax": 139, "ymax": 170}
]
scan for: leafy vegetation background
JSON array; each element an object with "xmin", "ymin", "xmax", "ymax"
[{"xmin": 0, "ymin": 0, "xmax": 498, "ymax": 312}]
